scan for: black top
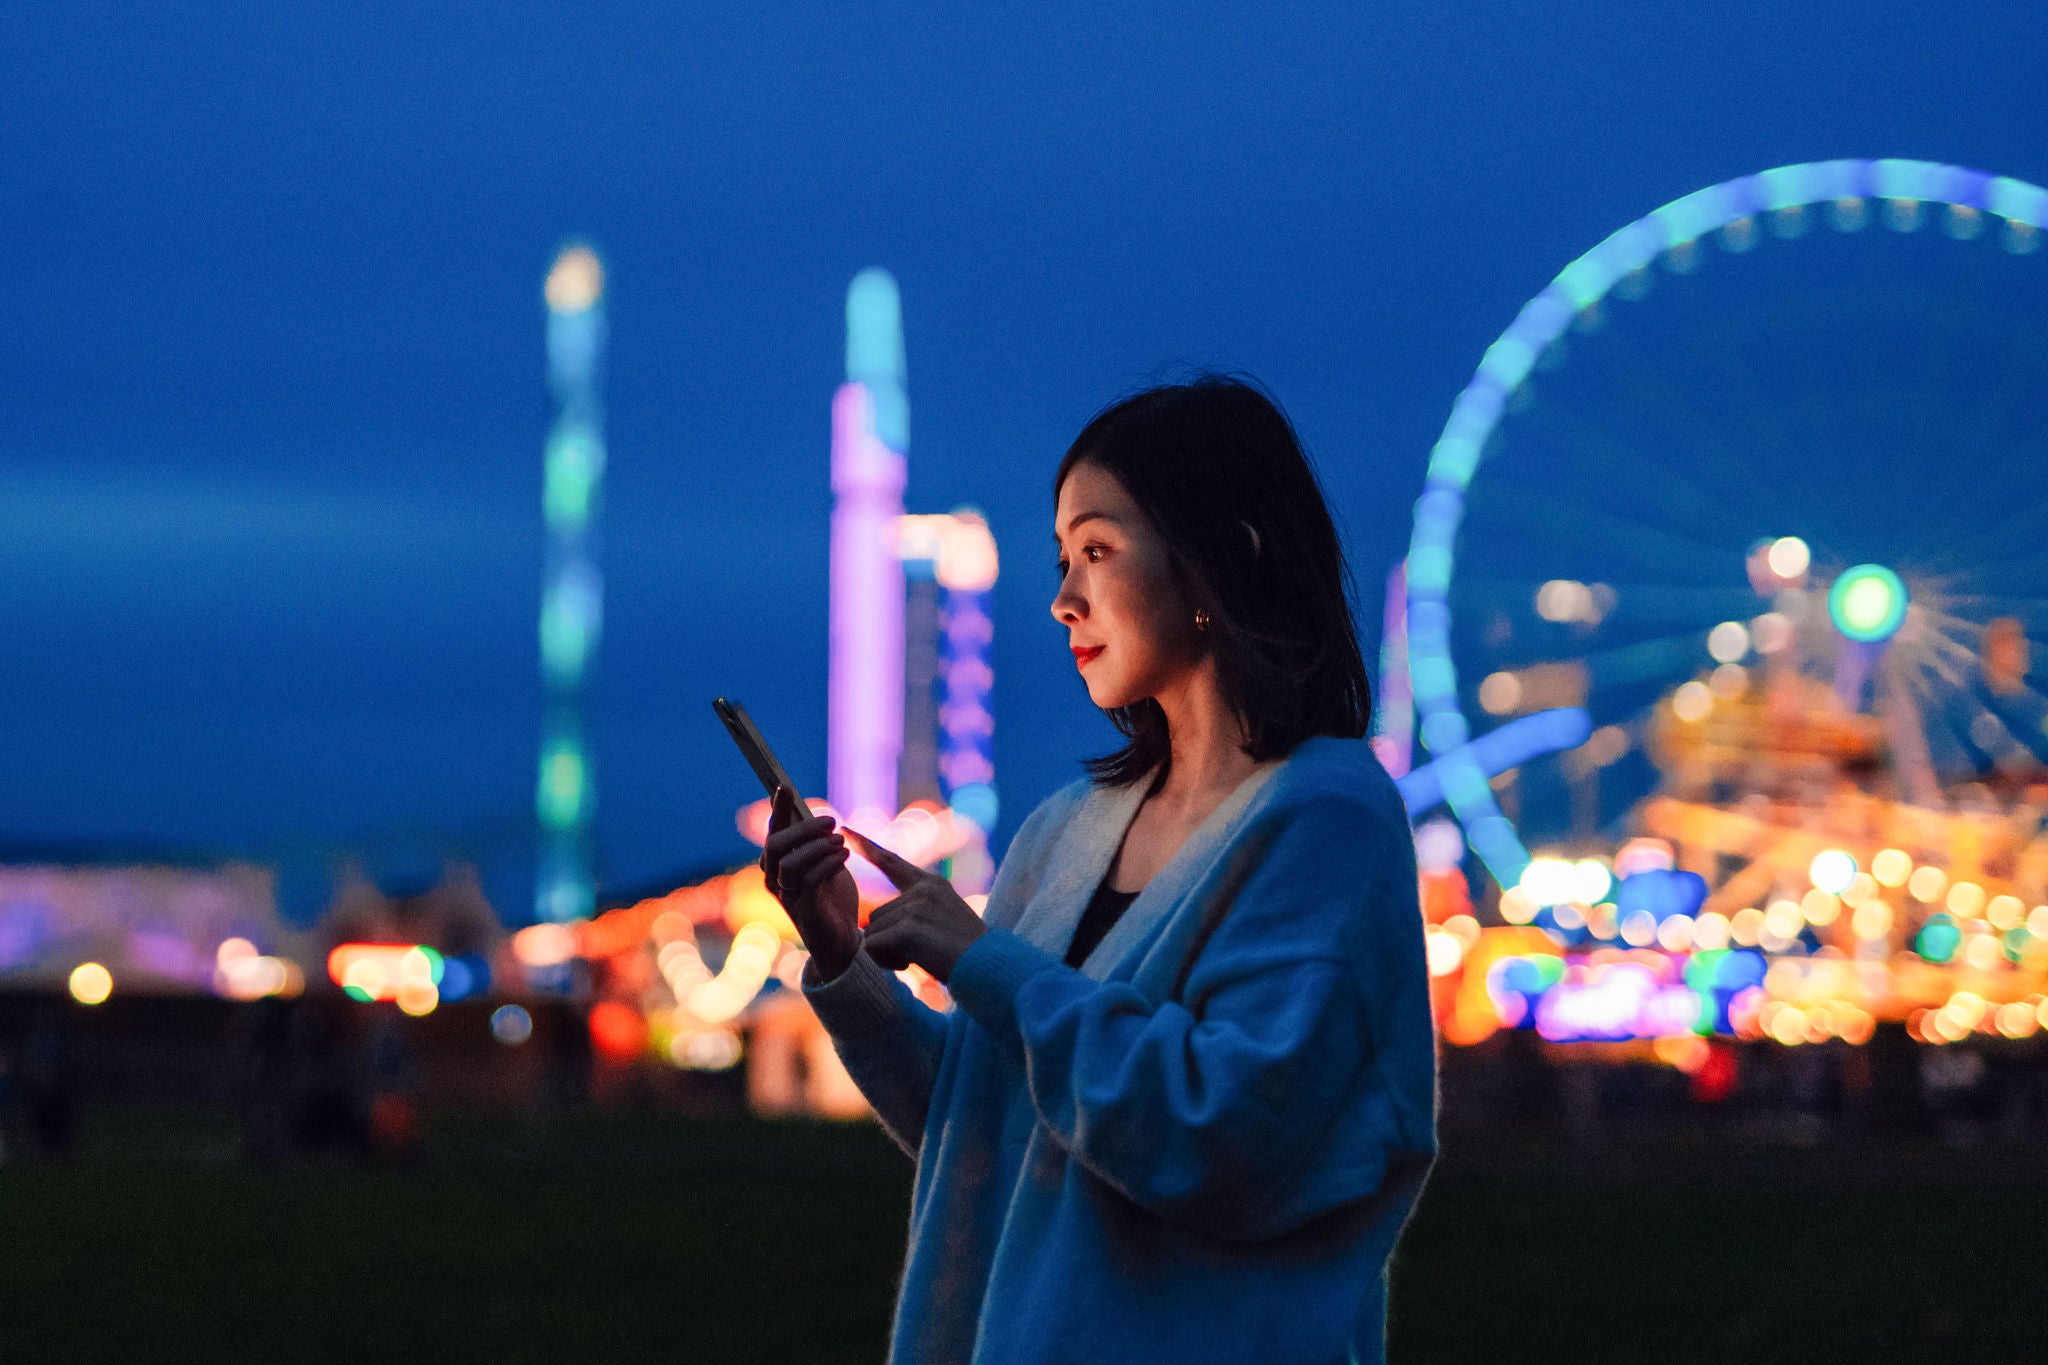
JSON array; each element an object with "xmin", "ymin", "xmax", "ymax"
[{"xmin": 1064, "ymin": 879, "xmax": 1141, "ymax": 968}]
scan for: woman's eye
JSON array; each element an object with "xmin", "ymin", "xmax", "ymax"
[
  {"xmin": 1055, "ymin": 559, "xmax": 1069, "ymax": 580},
  {"xmin": 1084, "ymin": 546, "xmax": 1105, "ymax": 563}
]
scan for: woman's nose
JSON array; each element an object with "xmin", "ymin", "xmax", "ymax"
[{"xmin": 1051, "ymin": 581, "xmax": 1084, "ymax": 623}]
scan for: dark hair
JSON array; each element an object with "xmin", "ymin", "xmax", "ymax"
[{"xmin": 1055, "ymin": 374, "xmax": 1373, "ymax": 788}]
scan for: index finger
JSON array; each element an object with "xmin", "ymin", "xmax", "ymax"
[{"xmin": 843, "ymin": 828, "xmax": 923, "ymax": 889}]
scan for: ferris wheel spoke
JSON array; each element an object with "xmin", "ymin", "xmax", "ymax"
[
  {"xmin": 1509, "ymin": 379, "xmax": 1777, "ymax": 540},
  {"xmin": 1914, "ymin": 615, "xmax": 1986, "ymax": 664},
  {"xmin": 1456, "ymin": 576, "xmax": 1757, "ymax": 632},
  {"xmin": 1903, "ymin": 477, "xmax": 2048, "ymax": 576},
  {"xmin": 1573, "ymin": 633, "xmax": 1717, "ymax": 691},
  {"xmin": 1465, "ymin": 485, "xmax": 1742, "ymax": 581},
  {"xmin": 1975, "ymin": 689, "xmax": 2048, "ymax": 766},
  {"xmin": 1925, "ymin": 593, "xmax": 2048, "ymax": 627},
  {"xmin": 1922, "ymin": 533, "xmax": 2048, "ymax": 587},
  {"xmin": 1907, "ymin": 639, "xmax": 1972, "ymax": 693}
]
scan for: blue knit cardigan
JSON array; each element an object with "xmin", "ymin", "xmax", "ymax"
[{"xmin": 802, "ymin": 735, "xmax": 1437, "ymax": 1364}]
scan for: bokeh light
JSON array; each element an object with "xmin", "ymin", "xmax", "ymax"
[
  {"xmin": 1766, "ymin": 536, "xmax": 1811, "ymax": 579},
  {"xmin": 1871, "ymin": 848, "xmax": 1912, "ymax": 888},
  {"xmin": 1672, "ymin": 681, "xmax": 1714, "ymax": 723},
  {"xmin": 1750, "ymin": 611, "xmax": 1795, "ymax": 654},
  {"xmin": 1908, "ymin": 865, "xmax": 1948, "ymax": 904},
  {"xmin": 491, "ymin": 1004, "xmax": 534, "ymax": 1045},
  {"xmin": 1692, "ymin": 912, "xmax": 1732, "ymax": 951},
  {"xmin": 544, "ymin": 244, "xmax": 605, "ymax": 313},
  {"xmin": 1851, "ymin": 900, "xmax": 1893, "ymax": 941},
  {"xmin": 1808, "ymin": 850, "xmax": 1857, "ymax": 896},
  {"xmin": 1827, "ymin": 564, "xmax": 1909, "ymax": 643},
  {"xmin": 69, "ymin": 962, "xmax": 113, "ymax": 1005},
  {"xmin": 1707, "ymin": 621, "xmax": 1750, "ymax": 663}
]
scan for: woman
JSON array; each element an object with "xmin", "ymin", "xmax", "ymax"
[{"xmin": 763, "ymin": 376, "xmax": 1436, "ymax": 1365}]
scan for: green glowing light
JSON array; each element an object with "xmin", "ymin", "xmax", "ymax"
[
  {"xmin": 1915, "ymin": 913, "xmax": 1961, "ymax": 964},
  {"xmin": 538, "ymin": 747, "xmax": 587, "ymax": 827},
  {"xmin": 545, "ymin": 430, "xmax": 604, "ymax": 529},
  {"xmin": 1828, "ymin": 564, "xmax": 1908, "ymax": 643}
]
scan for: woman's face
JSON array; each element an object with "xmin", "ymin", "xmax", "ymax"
[{"xmin": 1051, "ymin": 461, "xmax": 1201, "ymax": 710}]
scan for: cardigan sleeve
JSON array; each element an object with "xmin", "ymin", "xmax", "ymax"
[
  {"xmin": 796, "ymin": 787, "xmax": 1075, "ymax": 1158},
  {"xmin": 802, "ymin": 944, "xmax": 951, "ymax": 1158},
  {"xmin": 946, "ymin": 791, "xmax": 1430, "ymax": 1243}
]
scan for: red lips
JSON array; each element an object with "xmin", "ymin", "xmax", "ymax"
[{"xmin": 1072, "ymin": 646, "xmax": 1103, "ymax": 669}]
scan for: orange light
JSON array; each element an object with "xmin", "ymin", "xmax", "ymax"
[
  {"xmin": 511, "ymin": 922, "xmax": 578, "ymax": 967},
  {"xmin": 327, "ymin": 943, "xmax": 439, "ymax": 1003},
  {"xmin": 588, "ymin": 1001, "xmax": 647, "ymax": 1062},
  {"xmin": 1653, "ymin": 1033, "xmax": 1710, "ymax": 1073}
]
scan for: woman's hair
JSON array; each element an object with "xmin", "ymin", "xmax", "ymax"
[{"xmin": 1055, "ymin": 374, "xmax": 1373, "ymax": 788}]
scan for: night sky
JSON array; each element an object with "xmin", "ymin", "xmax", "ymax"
[{"xmin": 6, "ymin": 2, "xmax": 2046, "ymax": 918}]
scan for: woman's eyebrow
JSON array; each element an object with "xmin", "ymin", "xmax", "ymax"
[{"xmin": 1052, "ymin": 511, "xmax": 1122, "ymax": 542}]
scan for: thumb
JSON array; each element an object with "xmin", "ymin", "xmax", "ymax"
[{"xmin": 844, "ymin": 828, "xmax": 922, "ymax": 890}]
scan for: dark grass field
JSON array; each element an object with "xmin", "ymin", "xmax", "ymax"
[{"xmin": 3, "ymin": 1108, "xmax": 2042, "ymax": 1364}]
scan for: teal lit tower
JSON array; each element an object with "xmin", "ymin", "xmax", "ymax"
[{"xmin": 536, "ymin": 244, "xmax": 606, "ymax": 922}]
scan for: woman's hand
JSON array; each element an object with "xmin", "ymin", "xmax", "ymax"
[
  {"xmin": 761, "ymin": 787, "xmax": 862, "ymax": 981},
  {"xmin": 846, "ymin": 829, "xmax": 989, "ymax": 984}
]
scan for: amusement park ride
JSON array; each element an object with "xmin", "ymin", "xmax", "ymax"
[{"xmin": 1395, "ymin": 159, "xmax": 2048, "ymax": 1067}]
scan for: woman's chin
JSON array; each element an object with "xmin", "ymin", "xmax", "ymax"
[{"xmin": 1082, "ymin": 679, "xmax": 1134, "ymax": 710}]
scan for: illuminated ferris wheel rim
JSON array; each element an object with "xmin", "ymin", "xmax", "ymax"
[{"xmin": 1401, "ymin": 158, "xmax": 2048, "ymax": 889}]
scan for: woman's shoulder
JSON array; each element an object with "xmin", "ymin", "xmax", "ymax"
[{"xmin": 1265, "ymin": 735, "xmax": 1407, "ymax": 822}]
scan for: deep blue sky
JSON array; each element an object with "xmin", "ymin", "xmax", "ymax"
[{"xmin": 5, "ymin": 2, "xmax": 2045, "ymax": 915}]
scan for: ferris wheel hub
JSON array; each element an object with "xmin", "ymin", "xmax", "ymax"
[{"xmin": 1828, "ymin": 564, "xmax": 1910, "ymax": 644}]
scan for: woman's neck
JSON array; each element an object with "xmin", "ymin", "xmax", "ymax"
[{"xmin": 1150, "ymin": 658, "xmax": 1264, "ymax": 808}]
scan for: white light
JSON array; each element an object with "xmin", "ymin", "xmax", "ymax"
[
  {"xmin": 1751, "ymin": 612, "xmax": 1794, "ymax": 655},
  {"xmin": 1656, "ymin": 915, "xmax": 1696, "ymax": 952},
  {"xmin": 1672, "ymin": 681, "xmax": 1713, "ymax": 723},
  {"xmin": 1426, "ymin": 931, "xmax": 1465, "ymax": 977},
  {"xmin": 1535, "ymin": 580, "xmax": 1595, "ymax": 623},
  {"xmin": 545, "ymin": 246, "xmax": 604, "ymax": 313},
  {"xmin": 1767, "ymin": 537, "xmax": 1811, "ymax": 579},
  {"xmin": 1413, "ymin": 819, "xmax": 1466, "ymax": 871},
  {"xmin": 1569, "ymin": 859, "xmax": 1613, "ymax": 905},
  {"xmin": 1518, "ymin": 857, "xmax": 1578, "ymax": 907},
  {"xmin": 1809, "ymin": 850, "xmax": 1857, "ymax": 896},
  {"xmin": 1707, "ymin": 621, "xmax": 1750, "ymax": 663}
]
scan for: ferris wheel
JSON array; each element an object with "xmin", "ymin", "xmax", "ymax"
[{"xmin": 1398, "ymin": 159, "xmax": 2048, "ymax": 890}]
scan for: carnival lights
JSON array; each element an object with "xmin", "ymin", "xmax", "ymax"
[
  {"xmin": 829, "ymin": 269, "xmax": 910, "ymax": 826},
  {"xmin": 536, "ymin": 244, "xmax": 607, "ymax": 923},
  {"xmin": 1399, "ymin": 158, "xmax": 2048, "ymax": 886}
]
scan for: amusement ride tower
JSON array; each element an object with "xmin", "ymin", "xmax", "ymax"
[{"xmin": 535, "ymin": 244, "xmax": 607, "ymax": 923}]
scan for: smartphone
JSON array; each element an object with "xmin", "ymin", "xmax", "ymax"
[{"xmin": 713, "ymin": 697, "xmax": 807, "ymax": 812}]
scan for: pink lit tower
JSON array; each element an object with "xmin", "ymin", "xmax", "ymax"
[
  {"xmin": 826, "ymin": 270, "xmax": 999, "ymax": 893},
  {"xmin": 829, "ymin": 270, "xmax": 910, "ymax": 827}
]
